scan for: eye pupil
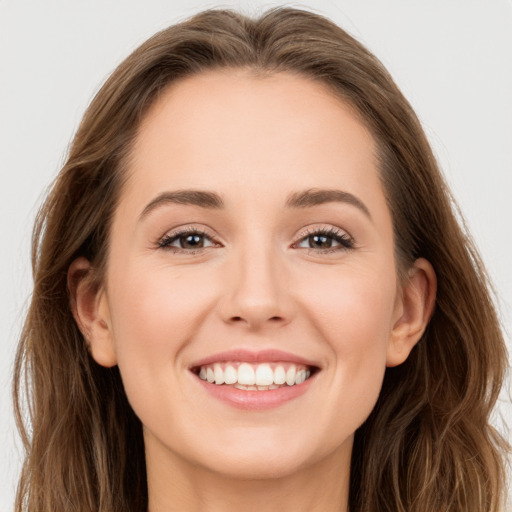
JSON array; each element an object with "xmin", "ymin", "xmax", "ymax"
[
  {"xmin": 181, "ymin": 234, "xmax": 204, "ymax": 248},
  {"xmin": 310, "ymin": 235, "xmax": 332, "ymax": 248}
]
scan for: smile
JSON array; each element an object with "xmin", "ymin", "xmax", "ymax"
[
  {"xmin": 194, "ymin": 362, "xmax": 313, "ymax": 390},
  {"xmin": 189, "ymin": 350, "xmax": 320, "ymax": 410}
]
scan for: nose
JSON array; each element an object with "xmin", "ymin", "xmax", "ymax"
[{"xmin": 219, "ymin": 243, "xmax": 294, "ymax": 331}]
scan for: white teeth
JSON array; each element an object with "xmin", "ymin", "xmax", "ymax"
[
  {"xmin": 214, "ymin": 363, "xmax": 224, "ymax": 385},
  {"xmin": 237, "ymin": 363, "xmax": 255, "ymax": 385},
  {"xmin": 224, "ymin": 365, "xmax": 237, "ymax": 385},
  {"xmin": 274, "ymin": 365, "xmax": 286, "ymax": 385},
  {"xmin": 286, "ymin": 366, "xmax": 296, "ymax": 386},
  {"xmin": 235, "ymin": 383, "xmax": 258, "ymax": 390},
  {"xmin": 255, "ymin": 363, "xmax": 274, "ymax": 386},
  {"xmin": 235, "ymin": 384, "xmax": 277, "ymax": 391},
  {"xmin": 196, "ymin": 361, "xmax": 314, "ymax": 389}
]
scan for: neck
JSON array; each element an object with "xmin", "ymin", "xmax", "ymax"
[{"xmin": 145, "ymin": 432, "xmax": 352, "ymax": 512}]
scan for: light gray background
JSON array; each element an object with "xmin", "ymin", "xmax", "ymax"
[{"xmin": 1, "ymin": 0, "xmax": 511, "ymax": 509}]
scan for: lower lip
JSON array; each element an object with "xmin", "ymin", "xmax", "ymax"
[{"xmin": 193, "ymin": 373, "xmax": 316, "ymax": 410}]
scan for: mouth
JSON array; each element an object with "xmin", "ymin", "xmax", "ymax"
[
  {"xmin": 191, "ymin": 361, "xmax": 317, "ymax": 390},
  {"xmin": 189, "ymin": 349, "xmax": 320, "ymax": 410}
]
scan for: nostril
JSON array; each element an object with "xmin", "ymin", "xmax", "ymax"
[{"xmin": 230, "ymin": 315, "xmax": 284, "ymax": 324}]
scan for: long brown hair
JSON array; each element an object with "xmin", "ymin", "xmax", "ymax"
[{"xmin": 13, "ymin": 7, "xmax": 509, "ymax": 511}]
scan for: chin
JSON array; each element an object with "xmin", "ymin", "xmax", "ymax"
[
  {"xmin": 201, "ymin": 450, "xmax": 313, "ymax": 481},
  {"xmin": 187, "ymin": 429, "xmax": 347, "ymax": 482}
]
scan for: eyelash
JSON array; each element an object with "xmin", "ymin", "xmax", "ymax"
[
  {"xmin": 158, "ymin": 227, "xmax": 219, "ymax": 254},
  {"xmin": 294, "ymin": 227, "xmax": 354, "ymax": 253},
  {"xmin": 157, "ymin": 226, "xmax": 355, "ymax": 255}
]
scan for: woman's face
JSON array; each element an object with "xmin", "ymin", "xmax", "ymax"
[{"xmin": 93, "ymin": 70, "xmax": 411, "ymax": 479}]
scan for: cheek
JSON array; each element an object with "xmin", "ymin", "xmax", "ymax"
[
  {"xmin": 300, "ymin": 263, "xmax": 396, "ymax": 422},
  {"xmin": 106, "ymin": 260, "xmax": 216, "ymax": 392},
  {"xmin": 303, "ymin": 260, "xmax": 396, "ymax": 351}
]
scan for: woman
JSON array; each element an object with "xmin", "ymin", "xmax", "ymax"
[{"xmin": 13, "ymin": 7, "xmax": 509, "ymax": 511}]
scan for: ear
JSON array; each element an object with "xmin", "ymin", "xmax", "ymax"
[
  {"xmin": 68, "ymin": 257, "xmax": 117, "ymax": 367},
  {"xmin": 386, "ymin": 257, "xmax": 437, "ymax": 367}
]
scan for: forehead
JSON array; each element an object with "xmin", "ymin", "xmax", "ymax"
[{"xmin": 122, "ymin": 69, "xmax": 381, "ymax": 211}]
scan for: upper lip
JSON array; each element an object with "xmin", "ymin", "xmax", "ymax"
[{"xmin": 189, "ymin": 349, "xmax": 321, "ymax": 370}]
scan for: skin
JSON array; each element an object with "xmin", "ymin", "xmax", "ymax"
[{"xmin": 70, "ymin": 70, "xmax": 436, "ymax": 512}]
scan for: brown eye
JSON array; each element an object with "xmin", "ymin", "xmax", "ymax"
[
  {"xmin": 295, "ymin": 228, "xmax": 354, "ymax": 251},
  {"xmin": 308, "ymin": 234, "xmax": 334, "ymax": 249},
  {"xmin": 179, "ymin": 233, "xmax": 205, "ymax": 249},
  {"xmin": 158, "ymin": 229, "xmax": 217, "ymax": 251}
]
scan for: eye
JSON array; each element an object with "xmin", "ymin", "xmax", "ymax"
[
  {"xmin": 158, "ymin": 227, "xmax": 218, "ymax": 253},
  {"xmin": 294, "ymin": 227, "xmax": 354, "ymax": 253}
]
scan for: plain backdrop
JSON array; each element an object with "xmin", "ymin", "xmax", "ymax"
[{"xmin": 1, "ymin": 0, "xmax": 511, "ymax": 509}]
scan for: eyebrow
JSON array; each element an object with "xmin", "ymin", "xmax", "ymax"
[
  {"xmin": 139, "ymin": 190, "xmax": 224, "ymax": 220},
  {"xmin": 139, "ymin": 187, "xmax": 371, "ymax": 221},
  {"xmin": 285, "ymin": 188, "xmax": 371, "ymax": 219}
]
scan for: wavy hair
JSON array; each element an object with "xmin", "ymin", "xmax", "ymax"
[{"xmin": 13, "ymin": 7, "xmax": 509, "ymax": 511}]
